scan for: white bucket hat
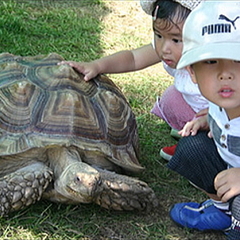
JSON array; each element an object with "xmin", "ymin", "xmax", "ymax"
[
  {"xmin": 140, "ymin": 0, "xmax": 202, "ymax": 15},
  {"xmin": 177, "ymin": 1, "xmax": 240, "ymax": 69}
]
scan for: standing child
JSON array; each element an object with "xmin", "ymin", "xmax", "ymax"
[
  {"xmin": 168, "ymin": 1, "xmax": 240, "ymax": 239},
  {"xmin": 59, "ymin": 0, "xmax": 208, "ymax": 160}
]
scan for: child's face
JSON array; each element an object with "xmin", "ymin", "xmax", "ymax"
[
  {"xmin": 153, "ymin": 17, "xmax": 184, "ymax": 69},
  {"xmin": 188, "ymin": 59, "xmax": 240, "ymax": 119}
]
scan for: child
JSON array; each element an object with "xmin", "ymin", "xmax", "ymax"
[
  {"xmin": 59, "ymin": 0, "xmax": 208, "ymax": 161},
  {"xmin": 168, "ymin": 1, "xmax": 240, "ymax": 239},
  {"xmin": 140, "ymin": 0, "xmax": 208, "ymax": 160},
  {"xmin": 141, "ymin": 0, "xmax": 208, "ymax": 161}
]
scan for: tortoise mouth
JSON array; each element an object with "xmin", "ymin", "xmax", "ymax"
[{"xmin": 65, "ymin": 185, "xmax": 93, "ymax": 203}]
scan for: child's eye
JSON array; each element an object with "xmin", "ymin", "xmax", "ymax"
[
  {"xmin": 173, "ymin": 38, "xmax": 182, "ymax": 43},
  {"xmin": 204, "ymin": 60, "xmax": 217, "ymax": 64},
  {"xmin": 156, "ymin": 34, "xmax": 162, "ymax": 39}
]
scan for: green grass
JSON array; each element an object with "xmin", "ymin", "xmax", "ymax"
[
  {"xmin": 0, "ymin": 0, "xmax": 104, "ymax": 60},
  {"xmin": 0, "ymin": 1, "xmax": 225, "ymax": 240}
]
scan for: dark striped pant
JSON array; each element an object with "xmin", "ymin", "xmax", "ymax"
[{"xmin": 167, "ymin": 131, "xmax": 227, "ymax": 194}]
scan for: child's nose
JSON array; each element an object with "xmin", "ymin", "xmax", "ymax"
[
  {"xmin": 219, "ymin": 72, "xmax": 233, "ymax": 81},
  {"xmin": 218, "ymin": 61, "xmax": 234, "ymax": 81},
  {"xmin": 162, "ymin": 41, "xmax": 171, "ymax": 54}
]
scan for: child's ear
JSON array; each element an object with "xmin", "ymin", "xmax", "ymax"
[{"xmin": 186, "ymin": 65, "xmax": 197, "ymax": 84}]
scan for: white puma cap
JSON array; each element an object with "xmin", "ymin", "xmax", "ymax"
[{"xmin": 177, "ymin": 1, "xmax": 240, "ymax": 69}]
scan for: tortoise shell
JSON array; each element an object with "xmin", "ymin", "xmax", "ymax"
[{"xmin": 0, "ymin": 53, "xmax": 143, "ymax": 172}]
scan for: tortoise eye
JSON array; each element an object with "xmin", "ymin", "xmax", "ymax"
[{"xmin": 75, "ymin": 176, "xmax": 81, "ymax": 183}]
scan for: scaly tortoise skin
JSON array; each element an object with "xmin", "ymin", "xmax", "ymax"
[{"xmin": 0, "ymin": 52, "xmax": 158, "ymax": 216}]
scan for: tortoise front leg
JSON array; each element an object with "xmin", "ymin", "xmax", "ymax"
[
  {"xmin": 0, "ymin": 162, "xmax": 52, "ymax": 217},
  {"xmin": 93, "ymin": 169, "xmax": 159, "ymax": 212}
]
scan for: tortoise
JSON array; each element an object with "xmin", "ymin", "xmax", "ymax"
[{"xmin": 0, "ymin": 52, "xmax": 158, "ymax": 217}]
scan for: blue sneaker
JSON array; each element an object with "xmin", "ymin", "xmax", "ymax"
[{"xmin": 170, "ymin": 200, "xmax": 231, "ymax": 231}]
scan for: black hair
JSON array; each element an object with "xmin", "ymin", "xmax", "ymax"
[{"xmin": 152, "ymin": 0, "xmax": 191, "ymax": 30}]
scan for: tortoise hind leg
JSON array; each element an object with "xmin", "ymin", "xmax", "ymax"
[
  {"xmin": 0, "ymin": 162, "xmax": 52, "ymax": 217},
  {"xmin": 93, "ymin": 170, "xmax": 158, "ymax": 211}
]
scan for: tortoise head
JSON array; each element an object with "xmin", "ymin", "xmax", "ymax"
[{"xmin": 54, "ymin": 161, "xmax": 102, "ymax": 203}]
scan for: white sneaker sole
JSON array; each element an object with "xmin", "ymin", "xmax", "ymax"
[{"xmin": 160, "ymin": 149, "xmax": 173, "ymax": 161}]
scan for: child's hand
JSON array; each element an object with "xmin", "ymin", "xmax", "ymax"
[
  {"xmin": 214, "ymin": 168, "xmax": 240, "ymax": 202},
  {"xmin": 58, "ymin": 61, "xmax": 99, "ymax": 81},
  {"xmin": 178, "ymin": 115, "xmax": 209, "ymax": 137}
]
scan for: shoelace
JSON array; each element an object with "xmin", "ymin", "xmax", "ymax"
[{"xmin": 184, "ymin": 200, "xmax": 213, "ymax": 212}]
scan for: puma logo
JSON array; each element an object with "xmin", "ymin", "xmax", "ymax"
[
  {"xmin": 202, "ymin": 14, "xmax": 240, "ymax": 36},
  {"xmin": 219, "ymin": 14, "xmax": 240, "ymax": 29}
]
